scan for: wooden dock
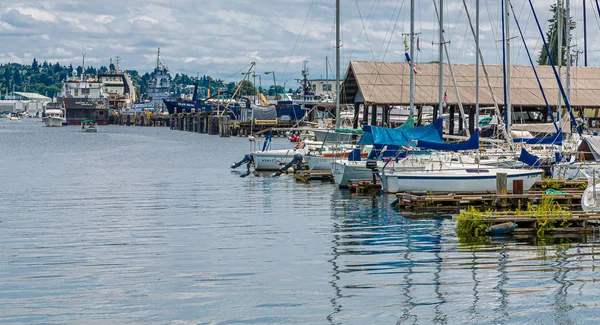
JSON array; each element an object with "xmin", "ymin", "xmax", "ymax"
[
  {"xmin": 395, "ymin": 191, "xmax": 584, "ymax": 212},
  {"xmin": 294, "ymin": 170, "xmax": 333, "ymax": 183},
  {"xmin": 484, "ymin": 212, "xmax": 600, "ymax": 235},
  {"xmin": 394, "ymin": 178, "xmax": 589, "ymax": 212}
]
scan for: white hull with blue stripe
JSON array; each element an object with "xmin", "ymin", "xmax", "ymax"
[{"xmin": 381, "ymin": 167, "xmax": 543, "ymax": 193}]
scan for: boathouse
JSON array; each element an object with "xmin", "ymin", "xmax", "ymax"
[{"xmin": 340, "ymin": 61, "xmax": 600, "ymax": 133}]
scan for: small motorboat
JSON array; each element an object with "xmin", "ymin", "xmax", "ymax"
[
  {"xmin": 9, "ymin": 112, "xmax": 20, "ymax": 121},
  {"xmin": 81, "ymin": 120, "xmax": 98, "ymax": 132}
]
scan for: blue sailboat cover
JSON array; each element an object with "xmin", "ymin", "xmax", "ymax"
[
  {"xmin": 358, "ymin": 124, "xmax": 442, "ymax": 146},
  {"xmin": 418, "ymin": 131, "xmax": 479, "ymax": 151},
  {"xmin": 518, "ymin": 147, "xmax": 541, "ymax": 167},
  {"xmin": 513, "ymin": 129, "xmax": 562, "ymax": 145}
]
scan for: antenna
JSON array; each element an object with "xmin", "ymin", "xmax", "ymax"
[
  {"xmin": 115, "ymin": 56, "xmax": 121, "ymax": 74},
  {"xmin": 81, "ymin": 53, "xmax": 86, "ymax": 79}
]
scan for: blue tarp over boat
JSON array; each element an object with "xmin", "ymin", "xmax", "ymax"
[
  {"xmin": 514, "ymin": 129, "xmax": 563, "ymax": 145},
  {"xmin": 358, "ymin": 124, "xmax": 442, "ymax": 147},
  {"xmin": 417, "ymin": 131, "xmax": 479, "ymax": 152}
]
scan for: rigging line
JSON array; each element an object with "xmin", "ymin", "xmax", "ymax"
[
  {"xmin": 509, "ymin": 0, "xmax": 558, "ymax": 131},
  {"xmin": 375, "ymin": 0, "xmax": 402, "ymax": 61},
  {"xmin": 351, "ymin": 0, "xmax": 378, "ymax": 61},
  {"xmin": 347, "ymin": 0, "xmax": 380, "ymax": 61},
  {"xmin": 484, "ymin": 0, "xmax": 503, "ymax": 64},
  {"xmin": 447, "ymin": 0, "xmax": 465, "ymax": 41},
  {"xmin": 364, "ymin": 0, "xmax": 405, "ymax": 103},
  {"xmin": 527, "ymin": 0, "xmax": 581, "ymax": 136},
  {"xmin": 280, "ymin": 0, "xmax": 316, "ymax": 85},
  {"xmin": 298, "ymin": 4, "xmax": 320, "ymax": 61}
]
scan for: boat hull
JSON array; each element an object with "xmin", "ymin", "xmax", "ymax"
[
  {"xmin": 331, "ymin": 161, "xmax": 376, "ymax": 188},
  {"xmin": 382, "ymin": 169, "xmax": 543, "ymax": 193},
  {"xmin": 252, "ymin": 148, "xmax": 308, "ymax": 171},
  {"xmin": 44, "ymin": 117, "xmax": 65, "ymax": 127}
]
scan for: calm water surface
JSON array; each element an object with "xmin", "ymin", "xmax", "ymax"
[{"xmin": 1, "ymin": 119, "xmax": 600, "ymax": 324}]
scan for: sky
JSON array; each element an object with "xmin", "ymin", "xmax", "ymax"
[{"xmin": 0, "ymin": 0, "xmax": 598, "ymax": 87}]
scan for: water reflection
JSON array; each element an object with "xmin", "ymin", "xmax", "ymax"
[{"xmin": 328, "ymin": 189, "xmax": 600, "ymax": 324}]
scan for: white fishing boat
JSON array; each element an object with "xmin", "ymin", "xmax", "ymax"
[
  {"xmin": 381, "ymin": 165, "xmax": 542, "ymax": 193},
  {"xmin": 43, "ymin": 106, "xmax": 66, "ymax": 127}
]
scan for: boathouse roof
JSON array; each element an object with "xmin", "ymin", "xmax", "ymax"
[{"xmin": 341, "ymin": 61, "xmax": 600, "ymax": 108}]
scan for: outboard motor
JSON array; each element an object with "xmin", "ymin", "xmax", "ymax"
[
  {"xmin": 231, "ymin": 154, "xmax": 254, "ymax": 178},
  {"xmin": 273, "ymin": 154, "xmax": 303, "ymax": 177},
  {"xmin": 365, "ymin": 159, "xmax": 379, "ymax": 184}
]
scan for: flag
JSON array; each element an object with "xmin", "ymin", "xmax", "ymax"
[
  {"xmin": 417, "ymin": 36, "xmax": 421, "ymax": 52},
  {"xmin": 404, "ymin": 53, "xmax": 418, "ymax": 75},
  {"xmin": 403, "ymin": 38, "xmax": 409, "ymax": 52}
]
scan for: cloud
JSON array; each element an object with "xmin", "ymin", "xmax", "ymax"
[{"xmin": 0, "ymin": 0, "xmax": 596, "ymax": 84}]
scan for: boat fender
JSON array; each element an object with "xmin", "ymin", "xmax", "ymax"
[{"xmin": 485, "ymin": 222, "xmax": 517, "ymax": 235}]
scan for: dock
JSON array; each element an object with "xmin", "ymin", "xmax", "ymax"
[{"xmin": 294, "ymin": 170, "xmax": 333, "ymax": 183}]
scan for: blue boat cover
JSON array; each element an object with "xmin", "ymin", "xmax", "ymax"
[
  {"xmin": 359, "ymin": 124, "xmax": 442, "ymax": 146},
  {"xmin": 418, "ymin": 130, "xmax": 479, "ymax": 151},
  {"xmin": 518, "ymin": 147, "xmax": 541, "ymax": 167},
  {"xmin": 514, "ymin": 129, "xmax": 562, "ymax": 145}
]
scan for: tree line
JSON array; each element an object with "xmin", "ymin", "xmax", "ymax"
[{"xmin": 0, "ymin": 58, "xmax": 291, "ymax": 100}]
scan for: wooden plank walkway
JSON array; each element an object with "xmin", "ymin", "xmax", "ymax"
[{"xmin": 294, "ymin": 170, "xmax": 333, "ymax": 183}]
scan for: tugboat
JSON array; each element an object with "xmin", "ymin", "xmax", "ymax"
[{"xmin": 146, "ymin": 48, "xmax": 171, "ymax": 112}]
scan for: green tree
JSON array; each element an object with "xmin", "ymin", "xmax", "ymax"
[
  {"xmin": 32, "ymin": 58, "xmax": 39, "ymax": 71},
  {"xmin": 537, "ymin": 4, "xmax": 573, "ymax": 66},
  {"xmin": 237, "ymin": 80, "xmax": 256, "ymax": 96}
]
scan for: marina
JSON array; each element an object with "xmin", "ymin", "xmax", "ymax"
[{"xmin": 5, "ymin": 0, "xmax": 600, "ymax": 323}]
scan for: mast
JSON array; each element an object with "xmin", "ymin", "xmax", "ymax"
[
  {"xmin": 584, "ymin": 0, "xmax": 588, "ymax": 66},
  {"xmin": 434, "ymin": 0, "xmax": 469, "ymax": 136},
  {"xmin": 438, "ymin": 0, "xmax": 444, "ymax": 120},
  {"xmin": 326, "ymin": 57, "xmax": 330, "ymax": 98},
  {"xmin": 335, "ymin": 0, "xmax": 341, "ymax": 128},
  {"xmin": 566, "ymin": 0, "xmax": 571, "ymax": 101},
  {"xmin": 504, "ymin": 0, "xmax": 512, "ymax": 130},
  {"xmin": 409, "ymin": 0, "xmax": 415, "ymax": 119},
  {"xmin": 557, "ymin": 0, "xmax": 563, "ymax": 113},
  {"xmin": 81, "ymin": 53, "xmax": 86, "ymax": 80},
  {"xmin": 462, "ymin": 0, "xmax": 509, "ymax": 142},
  {"xmin": 475, "ymin": 0, "xmax": 480, "ymax": 128}
]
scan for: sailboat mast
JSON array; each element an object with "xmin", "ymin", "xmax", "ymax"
[
  {"xmin": 326, "ymin": 57, "xmax": 329, "ymax": 98},
  {"xmin": 335, "ymin": 0, "xmax": 341, "ymax": 128},
  {"xmin": 475, "ymin": 0, "xmax": 480, "ymax": 127},
  {"xmin": 409, "ymin": 0, "xmax": 415, "ymax": 118},
  {"xmin": 566, "ymin": 0, "xmax": 571, "ymax": 101},
  {"xmin": 504, "ymin": 0, "xmax": 511, "ymax": 130},
  {"xmin": 557, "ymin": 0, "xmax": 563, "ymax": 112},
  {"xmin": 438, "ymin": 0, "xmax": 444, "ymax": 120},
  {"xmin": 584, "ymin": 0, "xmax": 588, "ymax": 66}
]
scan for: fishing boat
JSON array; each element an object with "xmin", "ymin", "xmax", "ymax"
[
  {"xmin": 43, "ymin": 104, "xmax": 66, "ymax": 127},
  {"xmin": 81, "ymin": 120, "xmax": 98, "ymax": 132}
]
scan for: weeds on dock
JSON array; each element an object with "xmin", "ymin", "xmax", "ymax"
[
  {"xmin": 455, "ymin": 206, "xmax": 492, "ymax": 240},
  {"xmin": 525, "ymin": 196, "xmax": 572, "ymax": 237},
  {"xmin": 455, "ymin": 197, "xmax": 572, "ymax": 240}
]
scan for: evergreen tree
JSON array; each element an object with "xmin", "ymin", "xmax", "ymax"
[
  {"xmin": 537, "ymin": 4, "xmax": 573, "ymax": 66},
  {"xmin": 32, "ymin": 58, "xmax": 39, "ymax": 71}
]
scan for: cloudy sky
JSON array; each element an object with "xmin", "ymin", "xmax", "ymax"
[{"xmin": 0, "ymin": 0, "xmax": 597, "ymax": 86}]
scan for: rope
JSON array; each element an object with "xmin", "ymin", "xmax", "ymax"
[
  {"xmin": 508, "ymin": 0, "xmax": 558, "ymax": 132},
  {"xmin": 527, "ymin": 0, "xmax": 581, "ymax": 137}
]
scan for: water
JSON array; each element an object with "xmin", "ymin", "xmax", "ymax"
[{"xmin": 1, "ymin": 119, "xmax": 600, "ymax": 324}]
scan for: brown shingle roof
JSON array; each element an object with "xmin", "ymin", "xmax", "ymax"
[{"xmin": 341, "ymin": 61, "xmax": 600, "ymax": 107}]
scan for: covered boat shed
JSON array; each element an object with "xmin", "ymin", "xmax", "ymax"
[{"xmin": 340, "ymin": 61, "xmax": 600, "ymax": 133}]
